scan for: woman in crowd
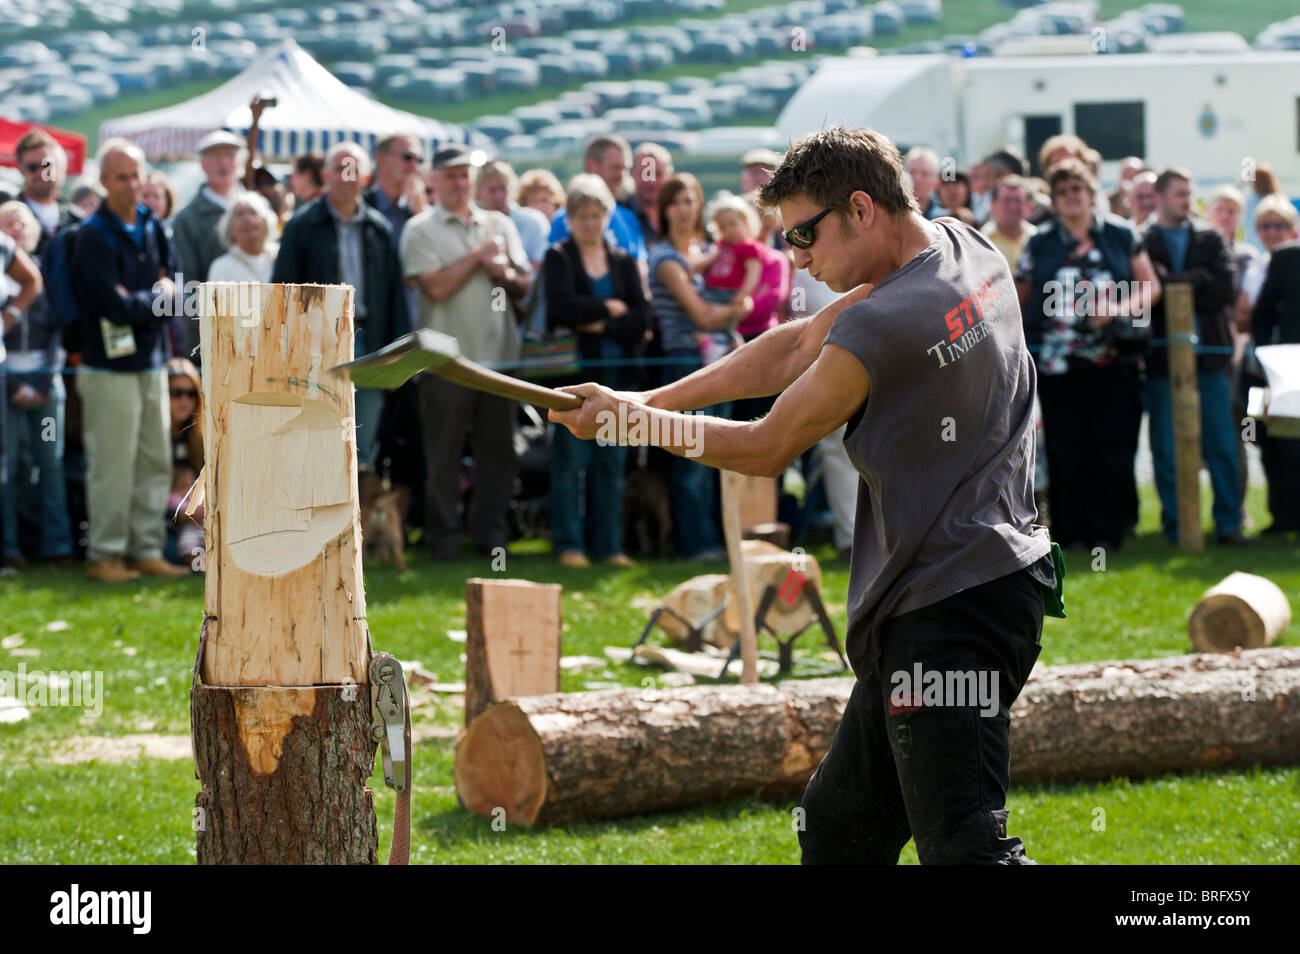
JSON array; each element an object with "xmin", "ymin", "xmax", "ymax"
[
  {"xmin": 1242, "ymin": 162, "xmax": 1283, "ymax": 253},
  {"xmin": 164, "ymin": 357, "xmax": 204, "ymax": 567},
  {"xmin": 141, "ymin": 170, "xmax": 176, "ymax": 224},
  {"xmin": 518, "ymin": 169, "xmax": 566, "ymax": 221},
  {"xmin": 542, "ymin": 174, "xmax": 648, "ymax": 568},
  {"xmin": 0, "ymin": 201, "xmax": 72, "ymax": 570},
  {"xmin": 1242, "ymin": 195, "xmax": 1300, "ymax": 535},
  {"xmin": 648, "ymin": 173, "xmax": 750, "ymax": 560},
  {"xmin": 1016, "ymin": 157, "xmax": 1159, "ymax": 552},
  {"xmin": 208, "ymin": 192, "xmax": 279, "ymax": 283},
  {"xmin": 937, "ymin": 168, "xmax": 977, "ymax": 226}
]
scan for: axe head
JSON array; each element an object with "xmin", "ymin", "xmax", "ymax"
[{"xmin": 329, "ymin": 328, "xmax": 459, "ymax": 389}]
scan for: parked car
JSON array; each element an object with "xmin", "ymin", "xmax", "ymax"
[
  {"xmin": 493, "ymin": 57, "xmax": 541, "ymax": 91},
  {"xmin": 332, "ymin": 62, "xmax": 377, "ymax": 88},
  {"xmin": 871, "ymin": 1, "xmax": 905, "ymax": 35},
  {"xmin": 511, "ymin": 103, "xmax": 569, "ymax": 134},
  {"xmin": 657, "ymin": 94, "xmax": 714, "ymax": 129},
  {"xmin": 899, "ymin": 0, "xmax": 943, "ymax": 25},
  {"xmin": 472, "ymin": 115, "xmax": 526, "ymax": 142}
]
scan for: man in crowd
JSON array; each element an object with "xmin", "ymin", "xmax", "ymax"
[
  {"xmin": 401, "ymin": 145, "xmax": 531, "ymax": 560},
  {"xmin": 740, "ymin": 147, "xmax": 781, "ymax": 195},
  {"xmin": 71, "ymin": 139, "xmax": 188, "ymax": 582},
  {"xmin": 172, "ymin": 131, "xmax": 246, "ymax": 358},
  {"xmin": 272, "ymin": 141, "xmax": 408, "ymax": 492},
  {"xmin": 628, "ymin": 142, "xmax": 674, "ymax": 249},
  {"xmin": 980, "ymin": 175, "xmax": 1037, "ymax": 271},
  {"xmin": 1129, "ymin": 170, "xmax": 1159, "ymax": 226},
  {"xmin": 548, "ymin": 135, "xmax": 646, "ymax": 263},
  {"xmin": 1142, "ymin": 168, "xmax": 1242, "ymax": 545},
  {"xmin": 475, "ymin": 159, "xmax": 550, "ymax": 270},
  {"xmin": 13, "ymin": 130, "xmax": 84, "ymax": 253},
  {"xmin": 364, "ymin": 131, "xmax": 427, "ymax": 332},
  {"xmin": 903, "ymin": 147, "xmax": 948, "ymax": 220}
]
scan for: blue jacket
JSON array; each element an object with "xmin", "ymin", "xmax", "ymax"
[{"xmin": 71, "ymin": 203, "xmax": 177, "ymax": 372}]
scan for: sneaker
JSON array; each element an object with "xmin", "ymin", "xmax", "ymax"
[
  {"xmin": 130, "ymin": 557, "xmax": 191, "ymax": 579},
  {"xmin": 557, "ymin": 550, "xmax": 590, "ymax": 568},
  {"xmin": 602, "ymin": 553, "xmax": 637, "ymax": 567},
  {"xmin": 87, "ymin": 557, "xmax": 141, "ymax": 583},
  {"xmin": 4, "ymin": 555, "xmax": 26, "ymax": 571},
  {"xmin": 1214, "ymin": 532, "xmax": 1249, "ymax": 546},
  {"xmin": 691, "ymin": 547, "xmax": 728, "ymax": 562}
]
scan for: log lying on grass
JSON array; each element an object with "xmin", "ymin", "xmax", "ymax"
[
  {"xmin": 1188, "ymin": 572, "xmax": 1291, "ymax": 653},
  {"xmin": 1009, "ymin": 647, "xmax": 1300, "ymax": 782},
  {"xmin": 454, "ymin": 679, "xmax": 853, "ymax": 826},
  {"xmin": 454, "ymin": 648, "xmax": 1300, "ymax": 826}
]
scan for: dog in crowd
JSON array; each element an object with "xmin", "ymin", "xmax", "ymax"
[
  {"xmin": 623, "ymin": 450, "xmax": 673, "ymax": 558},
  {"xmin": 361, "ymin": 483, "xmax": 411, "ymax": 572}
]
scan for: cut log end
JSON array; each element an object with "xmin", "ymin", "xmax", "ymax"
[
  {"xmin": 453, "ymin": 702, "xmax": 547, "ymax": 826},
  {"xmin": 1189, "ymin": 572, "xmax": 1292, "ymax": 653}
]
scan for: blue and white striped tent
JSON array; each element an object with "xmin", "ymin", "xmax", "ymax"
[{"xmin": 98, "ymin": 39, "xmax": 470, "ymax": 162}]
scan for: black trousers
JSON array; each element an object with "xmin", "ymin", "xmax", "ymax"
[
  {"xmin": 800, "ymin": 556, "xmax": 1049, "ymax": 864},
  {"xmin": 1259, "ymin": 424, "xmax": 1300, "ymax": 531},
  {"xmin": 1037, "ymin": 362, "xmax": 1142, "ymax": 548}
]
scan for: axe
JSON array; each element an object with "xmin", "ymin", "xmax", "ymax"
[{"xmin": 328, "ymin": 328, "xmax": 582, "ymax": 412}]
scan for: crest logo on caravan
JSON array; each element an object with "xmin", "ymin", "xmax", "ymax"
[{"xmin": 49, "ymin": 884, "xmax": 151, "ymax": 934}]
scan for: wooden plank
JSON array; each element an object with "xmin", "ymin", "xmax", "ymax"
[
  {"xmin": 720, "ymin": 471, "xmax": 759, "ymax": 685},
  {"xmin": 735, "ymin": 474, "xmax": 778, "ymax": 530},
  {"xmin": 465, "ymin": 578, "xmax": 562, "ymax": 724},
  {"xmin": 1165, "ymin": 283, "xmax": 1204, "ymax": 552}
]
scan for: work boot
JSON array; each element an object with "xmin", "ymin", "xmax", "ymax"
[
  {"xmin": 131, "ymin": 557, "xmax": 191, "ymax": 579},
  {"xmin": 86, "ymin": 556, "xmax": 141, "ymax": 583}
]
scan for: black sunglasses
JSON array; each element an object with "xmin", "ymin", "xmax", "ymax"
[
  {"xmin": 20, "ymin": 161, "xmax": 45, "ymax": 174},
  {"xmin": 170, "ymin": 388, "xmax": 198, "ymax": 399},
  {"xmin": 783, "ymin": 208, "xmax": 834, "ymax": 249}
]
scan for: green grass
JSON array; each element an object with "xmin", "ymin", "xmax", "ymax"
[{"xmin": 1, "ymin": 483, "xmax": 1298, "ymax": 864}]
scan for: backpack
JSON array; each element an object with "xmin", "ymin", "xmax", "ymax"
[{"xmin": 41, "ymin": 220, "xmax": 98, "ymax": 353}]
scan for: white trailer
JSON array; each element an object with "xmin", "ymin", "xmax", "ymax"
[{"xmin": 777, "ymin": 51, "xmax": 1300, "ymax": 192}]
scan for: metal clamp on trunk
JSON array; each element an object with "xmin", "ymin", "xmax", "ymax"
[{"xmin": 369, "ymin": 653, "xmax": 408, "ymax": 793}]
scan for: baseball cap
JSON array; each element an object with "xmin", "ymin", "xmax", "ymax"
[
  {"xmin": 741, "ymin": 147, "xmax": 783, "ymax": 169},
  {"xmin": 432, "ymin": 144, "xmax": 485, "ymax": 169},
  {"xmin": 196, "ymin": 130, "xmax": 245, "ymax": 155}
]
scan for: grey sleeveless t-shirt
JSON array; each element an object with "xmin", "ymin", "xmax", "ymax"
[{"xmin": 823, "ymin": 217, "xmax": 1050, "ymax": 677}]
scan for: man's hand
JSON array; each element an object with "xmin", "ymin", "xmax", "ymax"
[
  {"xmin": 405, "ymin": 176, "xmax": 427, "ymax": 215},
  {"xmin": 11, "ymin": 384, "xmax": 44, "ymax": 408},
  {"xmin": 604, "ymin": 298, "xmax": 628, "ymax": 318},
  {"xmin": 575, "ymin": 320, "xmax": 605, "ymax": 334},
  {"xmin": 548, "ymin": 382, "xmax": 628, "ymax": 442},
  {"xmin": 153, "ymin": 277, "xmax": 177, "ymax": 299}
]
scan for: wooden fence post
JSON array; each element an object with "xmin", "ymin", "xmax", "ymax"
[{"xmin": 1165, "ymin": 283, "xmax": 1204, "ymax": 552}]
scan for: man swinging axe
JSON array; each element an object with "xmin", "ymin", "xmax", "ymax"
[{"xmin": 548, "ymin": 126, "xmax": 1065, "ymax": 865}]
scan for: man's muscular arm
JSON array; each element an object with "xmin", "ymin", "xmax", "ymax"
[
  {"xmin": 642, "ymin": 283, "xmax": 872, "ymax": 411},
  {"xmin": 550, "ymin": 342, "xmax": 871, "ymax": 478}
]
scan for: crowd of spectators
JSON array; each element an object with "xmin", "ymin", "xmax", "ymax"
[{"xmin": 1, "ymin": 115, "xmax": 1297, "ymax": 580}]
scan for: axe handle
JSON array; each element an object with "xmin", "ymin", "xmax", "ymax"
[{"xmin": 434, "ymin": 357, "xmax": 584, "ymax": 411}]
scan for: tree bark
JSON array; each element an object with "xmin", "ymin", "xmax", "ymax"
[
  {"xmin": 454, "ymin": 648, "xmax": 1300, "ymax": 826},
  {"xmin": 193, "ymin": 686, "xmax": 378, "ymax": 864}
]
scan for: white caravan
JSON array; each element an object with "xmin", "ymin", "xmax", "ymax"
[{"xmin": 777, "ymin": 51, "xmax": 1300, "ymax": 192}]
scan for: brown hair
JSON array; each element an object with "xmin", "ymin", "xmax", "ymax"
[
  {"xmin": 656, "ymin": 172, "xmax": 707, "ymax": 242},
  {"xmin": 1036, "ymin": 133, "xmax": 1088, "ymax": 176},
  {"xmin": 1154, "ymin": 167, "xmax": 1192, "ymax": 194},
  {"xmin": 1046, "ymin": 158, "xmax": 1099, "ymax": 202},
  {"xmin": 144, "ymin": 170, "xmax": 176, "ymax": 218},
  {"xmin": 757, "ymin": 125, "xmax": 917, "ymax": 219},
  {"xmin": 166, "ymin": 357, "xmax": 204, "ymax": 473},
  {"xmin": 14, "ymin": 129, "xmax": 61, "ymax": 162},
  {"xmin": 517, "ymin": 168, "xmax": 564, "ymax": 212},
  {"xmin": 1252, "ymin": 161, "xmax": 1281, "ymax": 198},
  {"xmin": 293, "ymin": 153, "xmax": 325, "ymax": 189}
]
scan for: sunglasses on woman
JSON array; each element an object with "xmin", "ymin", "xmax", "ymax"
[
  {"xmin": 783, "ymin": 208, "xmax": 834, "ymax": 250},
  {"xmin": 170, "ymin": 388, "xmax": 198, "ymax": 399}
]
